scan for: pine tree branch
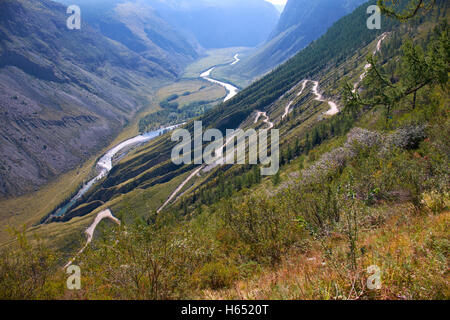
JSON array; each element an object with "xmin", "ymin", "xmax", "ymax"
[{"xmin": 377, "ymin": 0, "xmax": 435, "ymax": 21}]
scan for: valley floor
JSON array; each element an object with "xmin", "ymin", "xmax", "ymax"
[{"xmin": 0, "ymin": 47, "xmax": 244, "ymax": 249}]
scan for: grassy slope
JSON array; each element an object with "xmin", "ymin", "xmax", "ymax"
[
  {"xmin": 203, "ymin": 207, "xmax": 449, "ymax": 300},
  {"xmin": 156, "ymin": 80, "xmax": 226, "ymax": 108}
]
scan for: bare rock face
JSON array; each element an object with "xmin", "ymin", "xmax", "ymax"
[{"xmin": 0, "ymin": 0, "xmax": 199, "ymax": 197}]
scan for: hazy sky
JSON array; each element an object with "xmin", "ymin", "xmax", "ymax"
[{"xmin": 265, "ymin": 0, "xmax": 287, "ymax": 5}]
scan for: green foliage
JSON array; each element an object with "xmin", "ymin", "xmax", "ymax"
[
  {"xmin": 345, "ymin": 22, "xmax": 449, "ymax": 123},
  {"xmin": 181, "ymin": 165, "xmax": 263, "ymax": 209},
  {"xmin": 377, "ymin": 0, "xmax": 437, "ymax": 21},
  {"xmin": 195, "ymin": 262, "xmax": 239, "ymax": 290},
  {"xmin": 139, "ymin": 99, "xmax": 219, "ymax": 132},
  {"xmin": 271, "ymin": 171, "xmax": 281, "ymax": 186},
  {"xmin": 219, "ymin": 195, "xmax": 305, "ymax": 265},
  {"xmin": 78, "ymin": 215, "xmax": 214, "ymax": 299},
  {"xmin": 166, "ymin": 94, "xmax": 179, "ymax": 102},
  {"xmin": 159, "ymin": 100, "xmax": 179, "ymax": 110},
  {"xmin": 0, "ymin": 230, "xmax": 62, "ymax": 299}
]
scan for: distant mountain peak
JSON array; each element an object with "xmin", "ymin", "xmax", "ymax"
[{"xmin": 229, "ymin": 0, "xmax": 369, "ymax": 79}]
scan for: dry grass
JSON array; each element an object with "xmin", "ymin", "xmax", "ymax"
[{"xmin": 202, "ymin": 205, "xmax": 449, "ymax": 300}]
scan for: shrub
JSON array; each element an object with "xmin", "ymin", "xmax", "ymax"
[
  {"xmin": 167, "ymin": 94, "xmax": 179, "ymax": 101},
  {"xmin": 219, "ymin": 194, "xmax": 302, "ymax": 265},
  {"xmin": 0, "ymin": 231, "xmax": 61, "ymax": 299},
  {"xmin": 345, "ymin": 127, "xmax": 382, "ymax": 150},
  {"xmin": 384, "ymin": 124, "xmax": 427, "ymax": 151},
  {"xmin": 196, "ymin": 262, "xmax": 239, "ymax": 290},
  {"xmin": 421, "ymin": 191, "xmax": 450, "ymax": 214}
]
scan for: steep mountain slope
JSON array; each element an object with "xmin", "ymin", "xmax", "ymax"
[
  {"xmin": 50, "ymin": 0, "xmax": 399, "ymax": 220},
  {"xmin": 0, "ymin": 0, "xmax": 198, "ymax": 197},
  {"xmin": 143, "ymin": 0, "xmax": 280, "ymax": 48},
  {"xmin": 56, "ymin": 0, "xmax": 200, "ymax": 75},
  {"xmin": 221, "ymin": 0, "xmax": 367, "ymax": 82}
]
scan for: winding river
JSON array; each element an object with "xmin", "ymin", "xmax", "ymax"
[
  {"xmin": 56, "ymin": 53, "xmax": 242, "ymax": 221},
  {"xmin": 49, "ymin": 125, "xmax": 179, "ymax": 220},
  {"xmin": 200, "ymin": 54, "xmax": 240, "ymax": 102},
  {"xmin": 157, "ymin": 53, "xmax": 242, "ymax": 213},
  {"xmin": 63, "ymin": 54, "xmax": 243, "ymax": 266}
]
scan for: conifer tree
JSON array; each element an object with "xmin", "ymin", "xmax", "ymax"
[{"xmin": 377, "ymin": 0, "xmax": 436, "ymax": 21}]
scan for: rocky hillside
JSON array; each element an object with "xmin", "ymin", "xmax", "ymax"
[
  {"xmin": 57, "ymin": 0, "xmax": 201, "ymax": 75},
  {"xmin": 0, "ymin": 0, "xmax": 199, "ymax": 196}
]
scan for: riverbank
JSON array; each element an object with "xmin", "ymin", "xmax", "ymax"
[
  {"xmin": 0, "ymin": 96, "xmax": 163, "ymax": 244},
  {"xmin": 44, "ymin": 125, "xmax": 180, "ymax": 223},
  {"xmin": 200, "ymin": 67, "xmax": 239, "ymax": 102}
]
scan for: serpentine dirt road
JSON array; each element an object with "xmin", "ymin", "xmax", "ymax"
[
  {"xmin": 281, "ymin": 79, "xmax": 339, "ymax": 119},
  {"xmin": 353, "ymin": 33, "xmax": 388, "ymax": 93},
  {"xmin": 65, "ymin": 209, "xmax": 120, "ymax": 268},
  {"xmin": 254, "ymin": 111, "xmax": 274, "ymax": 129},
  {"xmin": 158, "ymin": 54, "xmax": 244, "ymax": 212},
  {"xmin": 282, "ymin": 33, "xmax": 388, "ymax": 119}
]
